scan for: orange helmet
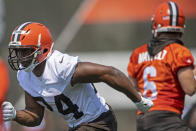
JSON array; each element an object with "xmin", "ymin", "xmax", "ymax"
[
  {"xmin": 152, "ymin": 1, "xmax": 185, "ymax": 36},
  {"xmin": 8, "ymin": 22, "xmax": 54, "ymax": 72}
]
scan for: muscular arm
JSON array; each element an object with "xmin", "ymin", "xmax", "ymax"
[
  {"xmin": 14, "ymin": 92, "xmax": 44, "ymax": 127},
  {"xmin": 71, "ymin": 62, "xmax": 141, "ymax": 102},
  {"xmin": 178, "ymin": 66, "xmax": 196, "ymax": 96},
  {"xmin": 128, "ymin": 76, "xmax": 140, "ymax": 92}
]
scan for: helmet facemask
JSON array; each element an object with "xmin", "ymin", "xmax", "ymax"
[{"xmin": 8, "ymin": 45, "xmax": 41, "ymax": 72}]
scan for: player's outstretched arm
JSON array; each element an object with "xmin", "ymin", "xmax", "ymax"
[
  {"xmin": 178, "ymin": 66, "xmax": 196, "ymax": 96},
  {"xmin": 2, "ymin": 92, "xmax": 44, "ymax": 127},
  {"xmin": 71, "ymin": 62, "xmax": 153, "ymax": 112}
]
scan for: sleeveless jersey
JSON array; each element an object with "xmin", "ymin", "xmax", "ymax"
[
  {"xmin": 127, "ymin": 43, "xmax": 194, "ymax": 115},
  {"xmin": 17, "ymin": 50, "xmax": 109, "ymax": 128}
]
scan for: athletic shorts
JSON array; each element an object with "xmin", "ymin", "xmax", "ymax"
[
  {"xmin": 69, "ymin": 107, "xmax": 117, "ymax": 131},
  {"xmin": 136, "ymin": 110, "xmax": 191, "ymax": 131}
]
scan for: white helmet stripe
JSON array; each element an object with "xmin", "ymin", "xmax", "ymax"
[
  {"xmin": 12, "ymin": 22, "xmax": 32, "ymax": 43},
  {"xmin": 38, "ymin": 34, "xmax": 41, "ymax": 47},
  {"xmin": 169, "ymin": 2, "xmax": 178, "ymax": 26}
]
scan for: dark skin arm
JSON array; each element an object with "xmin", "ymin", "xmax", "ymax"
[
  {"xmin": 14, "ymin": 91, "xmax": 44, "ymax": 127},
  {"xmin": 128, "ymin": 76, "xmax": 140, "ymax": 92},
  {"xmin": 71, "ymin": 62, "xmax": 141, "ymax": 102}
]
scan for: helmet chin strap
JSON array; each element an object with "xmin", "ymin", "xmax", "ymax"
[
  {"xmin": 24, "ymin": 52, "xmax": 39, "ymax": 72},
  {"xmin": 23, "ymin": 63, "xmax": 38, "ymax": 72}
]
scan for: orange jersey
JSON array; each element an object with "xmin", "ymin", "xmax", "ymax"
[
  {"xmin": 127, "ymin": 43, "xmax": 194, "ymax": 115},
  {"xmin": 0, "ymin": 59, "xmax": 9, "ymax": 128}
]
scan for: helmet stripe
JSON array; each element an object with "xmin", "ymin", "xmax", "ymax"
[
  {"xmin": 168, "ymin": 2, "xmax": 173, "ymax": 25},
  {"xmin": 12, "ymin": 22, "xmax": 32, "ymax": 42},
  {"xmin": 174, "ymin": 2, "xmax": 179, "ymax": 26},
  {"xmin": 168, "ymin": 2, "xmax": 178, "ymax": 26},
  {"xmin": 11, "ymin": 34, "xmax": 15, "ymax": 42}
]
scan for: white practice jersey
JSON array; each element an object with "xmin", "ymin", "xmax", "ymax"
[{"xmin": 17, "ymin": 50, "xmax": 109, "ymax": 128}]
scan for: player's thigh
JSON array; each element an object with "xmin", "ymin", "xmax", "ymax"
[{"xmin": 77, "ymin": 110, "xmax": 117, "ymax": 131}]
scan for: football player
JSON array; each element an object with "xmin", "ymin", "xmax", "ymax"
[
  {"xmin": 127, "ymin": 1, "xmax": 196, "ymax": 131},
  {"xmin": 0, "ymin": 58, "xmax": 9, "ymax": 130},
  {"xmin": 2, "ymin": 22, "xmax": 153, "ymax": 131}
]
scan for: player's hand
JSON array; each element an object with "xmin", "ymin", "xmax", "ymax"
[
  {"xmin": 135, "ymin": 97, "xmax": 153, "ymax": 112},
  {"xmin": 2, "ymin": 101, "xmax": 16, "ymax": 121}
]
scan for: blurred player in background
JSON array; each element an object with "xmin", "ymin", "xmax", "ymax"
[
  {"xmin": 127, "ymin": 1, "xmax": 196, "ymax": 131},
  {"xmin": 2, "ymin": 22, "xmax": 153, "ymax": 131},
  {"xmin": 0, "ymin": 58, "xmax": 9, "ymax": 130}
]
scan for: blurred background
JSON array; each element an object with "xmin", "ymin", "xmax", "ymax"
[{"xmin": 0, "ymin": 0, "xmax": 196, "ymax": 130}]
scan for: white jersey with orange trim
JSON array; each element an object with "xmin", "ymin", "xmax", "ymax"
[{"xmin": 17, "ymin": 50, "xmax": 109, "ymax": 128}]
